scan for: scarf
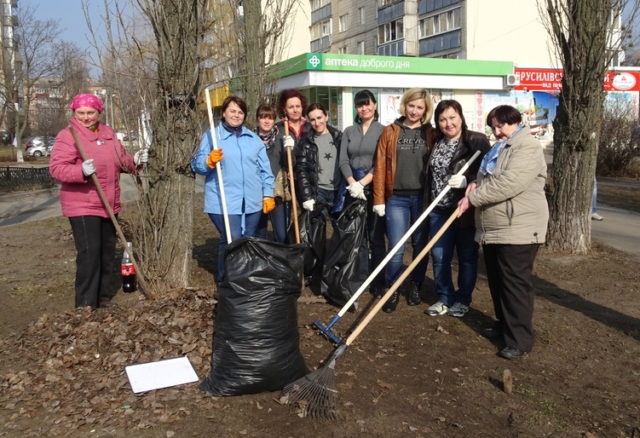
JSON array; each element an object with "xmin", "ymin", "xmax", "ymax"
[
  {"xmin": 257, "ymin": 125, "xmax": 278, "ymax": 147},
  {"xmin": 479, "ymin": 125, "xmax": 524, "ymax": 176},
  {"xmin": 222, "ymin": 120, "xmax": 243, "ymax": 137}
]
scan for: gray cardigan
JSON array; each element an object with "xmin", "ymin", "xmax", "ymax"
[
  {"xmin": 469, "ymin": 127, "xmax": 549, "ymax": 245},
  {"xmin": 339, "ymin": 121, "xmax": 385, "ymax": 180}
]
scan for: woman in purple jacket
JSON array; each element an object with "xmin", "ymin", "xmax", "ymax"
[{"xmin": 49, "ymin": 94, "xmax": 148, "ymax": 309}]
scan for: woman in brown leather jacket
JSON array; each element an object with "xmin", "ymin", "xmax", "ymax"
[{"xmin": 372, "ymin": 88, "xmax": 435, "ymax": 313}]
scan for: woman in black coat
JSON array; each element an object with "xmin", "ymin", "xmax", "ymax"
[
  {"xmin": 423, "ymin": 99, "xmax": 490, "ymax": 317},
  {"xmin": 294, "ymin": 103, "xmax": 343, "ymax": 216}
]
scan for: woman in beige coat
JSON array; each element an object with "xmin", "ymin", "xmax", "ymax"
[{"xmin": 458, "ymin": 105, "xmax": 548, "ymax": 360}]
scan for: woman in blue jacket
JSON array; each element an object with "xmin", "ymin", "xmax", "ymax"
[{"xmin": 192, "ymin": 95, "xmax": 275, "ymax": 282}]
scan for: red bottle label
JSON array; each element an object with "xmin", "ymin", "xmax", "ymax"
[{"xmin": 121, "ymin": 264, "xmax": 136, "ymax": 276}]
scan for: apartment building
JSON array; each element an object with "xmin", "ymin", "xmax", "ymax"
[{"xmin": 309, "ymin": 0, "xmax": 627, "ymax": 67}]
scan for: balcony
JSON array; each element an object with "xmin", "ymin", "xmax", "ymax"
[
  {"xmin": 377, "ymin": 39, "xmax": 406, "ymax": 56},
  {"xmin": 419, "ymin": 29, "xmax": 461, "ymax": 56},
  {"xmin": 311, "ymin": 3, "xmax": 331, "ymax": 25},
  {"xmin": 378, "ymin": 0, "xmax": 404, "ymax": 24},
  {"xmin": 419, "ymin": 0, "xmax": 461, "ymax": 15},
  {"xmin": 310, "ymin": 35, "xmax": 331, "ymax": 52}
]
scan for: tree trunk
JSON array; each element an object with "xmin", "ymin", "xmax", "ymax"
[
  {"xmin": 134, "ymin": 0, "xmax": 203, "ymax": 294},
  {"xmin": 243, "ymin": 0, "xmax": 264, "ymax": 126},
  {"xmin": 545, "ymin": 0, "xmax": 612, "ymax": 254}
]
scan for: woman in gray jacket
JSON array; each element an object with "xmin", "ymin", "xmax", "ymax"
[{"xmin": 458, "ymin": 105, "xmax": 548, "ymax": 360}]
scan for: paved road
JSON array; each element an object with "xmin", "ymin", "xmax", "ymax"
[
  {"xmin": 0, "ymin": 176, "xmax": 637, "ymax": 258},
  {"xmin": 0, "ymin": 175, "xmax": 204, "ymax": 227},
  {"xmin": 591, "ymin": 204, "xmax": 640, "ymax": 258}
]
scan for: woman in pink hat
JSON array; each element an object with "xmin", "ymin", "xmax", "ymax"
[{"xmin": 49, "ymin": 93, "xmax": 148, "ymax": 309}]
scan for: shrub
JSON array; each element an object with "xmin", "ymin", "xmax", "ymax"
[{"xmin": 597, "ymin": 104, "xmax": 640, "ymax": 176}]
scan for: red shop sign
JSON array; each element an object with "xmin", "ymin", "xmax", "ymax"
[{"xmin": 514, "ymin": 68, "xmax": 640, "ymax": 92}]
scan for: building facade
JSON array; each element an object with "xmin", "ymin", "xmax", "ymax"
[{"xmin": 308, "ymin": 0, "xmax": 625, "ymax": 68}]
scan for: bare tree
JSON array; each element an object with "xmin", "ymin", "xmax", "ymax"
[
  {"xmin": 541, "ymin": 0, "xmax": 638, "ymax": 253},
  {"xmin": 133, "ymin": 0, "xmax": 205, "ymax": 295},
  {"xmin": 0, "ymin": 5, "xmax": 60, "ymax": 161}
]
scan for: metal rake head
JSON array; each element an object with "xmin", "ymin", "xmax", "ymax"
[{"xmin": 280, "ymin": 345, "xmax": 345, "ymax": 420}]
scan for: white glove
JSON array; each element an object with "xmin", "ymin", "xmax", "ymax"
[
  {"xmin": 347, "ymin": 181, "xmax": 366, "ymax": 200},
  {"xmin": 82, "ymin": 159, "xmax": 96, "ymax": 176},
  {"xmin": 448, "ymin": 174, "xmax": 467, "ymax": 189},
  {"xmin": 134, "ymin": 149, "xmax": 149, "ymax": 165},
  {"xmin": 302, "ymin": 199, "xmax": 315, "ymax": 211},
  {"xmin": 283, "ymin": 136, "xmax": 295, "ymax": 149},
  {"xmin": 372, "ymin": 204, "xmax": 385, "ymax": 217}
]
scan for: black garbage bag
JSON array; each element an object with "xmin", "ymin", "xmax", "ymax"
[
  {"xmin": 320, "ymin": 199, "xmax": 368, "ymax": 308},
  {"xmin": 199, "ymin": 237, "xmax": 308, "ymax": 396},
  {"xmin": 290, "ymin": 205, "xmax": 327, "ymax": 277}
]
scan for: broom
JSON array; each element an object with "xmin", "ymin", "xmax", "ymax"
[{"xmin": 281, "ymin": 207, "xmax": 460, "ymax": 419}]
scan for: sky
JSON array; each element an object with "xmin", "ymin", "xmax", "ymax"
[{"xmin": 23, "ymin": 0, "xmax": 106, "ymax": 76}]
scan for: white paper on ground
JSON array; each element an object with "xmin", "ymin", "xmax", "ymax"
[{"xmin": 125, "ymin": 356, "xmax": 199, "ymax": 393}]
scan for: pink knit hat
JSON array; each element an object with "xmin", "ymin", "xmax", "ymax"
[{"xmin": 70, "ymin": 94, "xmax": 104, "ymax": 113}]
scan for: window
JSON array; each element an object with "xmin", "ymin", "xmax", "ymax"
[
  {"xmin": 338, "ymin": 46, "xmax": 347, "ymax": 54},
  {"xmin": 358, "ymin": 7, "xmax": 365, "ymax": 24},
  {"xmin": 378, "ymin": 18, "xmax": 403, "ymax": 44},
  {"xmin": 419, "ymin": 7, "xmax": 461, "ymax": 38},
  {"xmin": 357, "ymin": 40, "xmax": 365, "ymax": 54},
  {"xmin": 338, "ymin": 14, "xmax": 348, "ymax": 32},
  {"xmin": 311, "ymin": 18, "xmax": 332, "ymax": 39},
  {"xmin": 378, "ymin": 0, "xmax": 396, "ymax": 7}
]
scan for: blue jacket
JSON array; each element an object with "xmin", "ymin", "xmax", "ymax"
[{"xmin": 192, "ymin": 125, "xmax": 274, "ymax": 215}]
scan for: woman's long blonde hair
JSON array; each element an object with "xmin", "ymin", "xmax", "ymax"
[{"xmin": 399, "ymin": 88, "xmax": 433, "ymax": 125}]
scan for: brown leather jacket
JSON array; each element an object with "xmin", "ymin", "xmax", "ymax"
[{"xmin": 373, "ymin": 122, "xmax": 435, "ymax": 205}]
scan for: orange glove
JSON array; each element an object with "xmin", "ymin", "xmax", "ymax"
[
  {"xmin": 206, "ymin": 148, "xmax": 223, "ymax": 168},
  {"xmin": 263, "ymin": 197, "xmax": 276, "ymax": 214}
]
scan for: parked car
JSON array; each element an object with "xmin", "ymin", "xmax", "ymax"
[{"xmin": 24, "ymin": 136, "xmax": 55, "ymax": 157}]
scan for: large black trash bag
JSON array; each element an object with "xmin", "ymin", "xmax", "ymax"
[
  {"xmin": 320, "ymin": 199, "xmax": 368, "ymax": 308},
  {"xmin": 199, "ymin": 237, "xmax": 308, "ymax": 396},
  {"xmin": 289, "ymin": 205, "xmax": 327, "ymax": 277}
]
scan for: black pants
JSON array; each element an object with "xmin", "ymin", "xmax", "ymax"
[
  {"xmin": 69, "ymin": 216, "xmax": 117, "ymax": 309},
  {"xmin": 483, "ymin": 243, "xmax": 539, "ymax": 352}
]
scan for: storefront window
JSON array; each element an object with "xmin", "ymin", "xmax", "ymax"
[{"xmin": 303, "ymin": 87, "xmax": 341, "ymax": 128}]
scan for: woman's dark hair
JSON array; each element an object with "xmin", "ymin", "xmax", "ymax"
[
  {"xmin": 256, "ymin": 103, "xmax": 277, "ymax": 120},
  {"xmin": 354, "ymin": 89, "xmax": 379, "ymax": 123},
  {"xmin": 221, "ymin": 95, "xmax": 248, "ymax": 122},
  {"xmin": 486, "ymin": 105, "xmax": 522, "ymax": 127},
  {"xmin": 277, "ymin": 89, "xmax": 308, "ymax": 118},
  {"xmin": 305, "ymin": 102, "xmax": 327, "ymax": 117},
  {"xmin": 434, "ymin": 99, "xmax": 468, "ymax": 141}
]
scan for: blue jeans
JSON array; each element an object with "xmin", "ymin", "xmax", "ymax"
[
  {"xmin": 208, "ymin": 210, "xmax": 262, "ymax": 282},
  {"xmin": 256, "ymin": 202, "xmax": 288, "ymax": 243},
  {"xmin": 592, "ymin": 178, "xmax": 598, "ymax": 213},
  {"xmin": 428, "ymin": 208, "xmax": 479, "ymax": 306},
  {"xmin": 385, "ymin": 194, "xmax": 428, "ymax": 286}
]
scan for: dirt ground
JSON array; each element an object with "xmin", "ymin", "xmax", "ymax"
[{"xmin": 1, "ymin": 196, "xmax": 639, "ymax": 438}]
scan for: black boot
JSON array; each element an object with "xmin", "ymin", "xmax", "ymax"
[
  {"xmin": 382, "ymin": 291, "xmax": 399, "ymax": 313},
  {"xmin": 406, "ymin": 282, "xmax": 422, "ymax": 306}
]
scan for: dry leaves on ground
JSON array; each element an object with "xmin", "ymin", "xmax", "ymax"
[{"xmin": 0, "ymin": 289, "xmax": 216, "ymax": 436}]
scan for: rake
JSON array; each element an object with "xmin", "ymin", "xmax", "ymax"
[
  {"xmin": 282, "ymin": 208, "xmax": 459, "ymax": 419},
  {"xmin": 313, "ymin": 150, "xmax": 480, "ymax": 344}
]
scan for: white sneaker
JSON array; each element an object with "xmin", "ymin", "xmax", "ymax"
[
  {"xmin": 591, "ymin": 212, "xmax": 604, "ymax": 221},
  {"xmin": 448, "ymin": 302, "xmax": 469, "ymax": 318},
  {"xmin": 425, "ymin": 301, "xmax": 448, "ymax": 316}
]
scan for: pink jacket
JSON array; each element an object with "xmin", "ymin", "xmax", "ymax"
[{"xmin": 49, "ymin": 118, "xmax": 136, "ymax": 218}]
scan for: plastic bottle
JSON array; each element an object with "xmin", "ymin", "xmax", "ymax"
[{"xmin": 121, "ymin": 242, "xmax": 137, "ymax": 293}]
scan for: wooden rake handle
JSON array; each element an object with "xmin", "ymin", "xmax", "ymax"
[
  {"xmin": 69, "ymin": 126, "xmax": 152, "ymax": 298},
  {"xmin": 284, "ymin": 120, "xmax": 300, "ymax": 244},
  {"xmin": 345, "ymin": 208, "xmax": 460, "ymax": 345}
]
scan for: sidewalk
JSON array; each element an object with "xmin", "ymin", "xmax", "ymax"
[{"xmin": 591, "ymin": 204, "xmax": 640, "ymax": 259}]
